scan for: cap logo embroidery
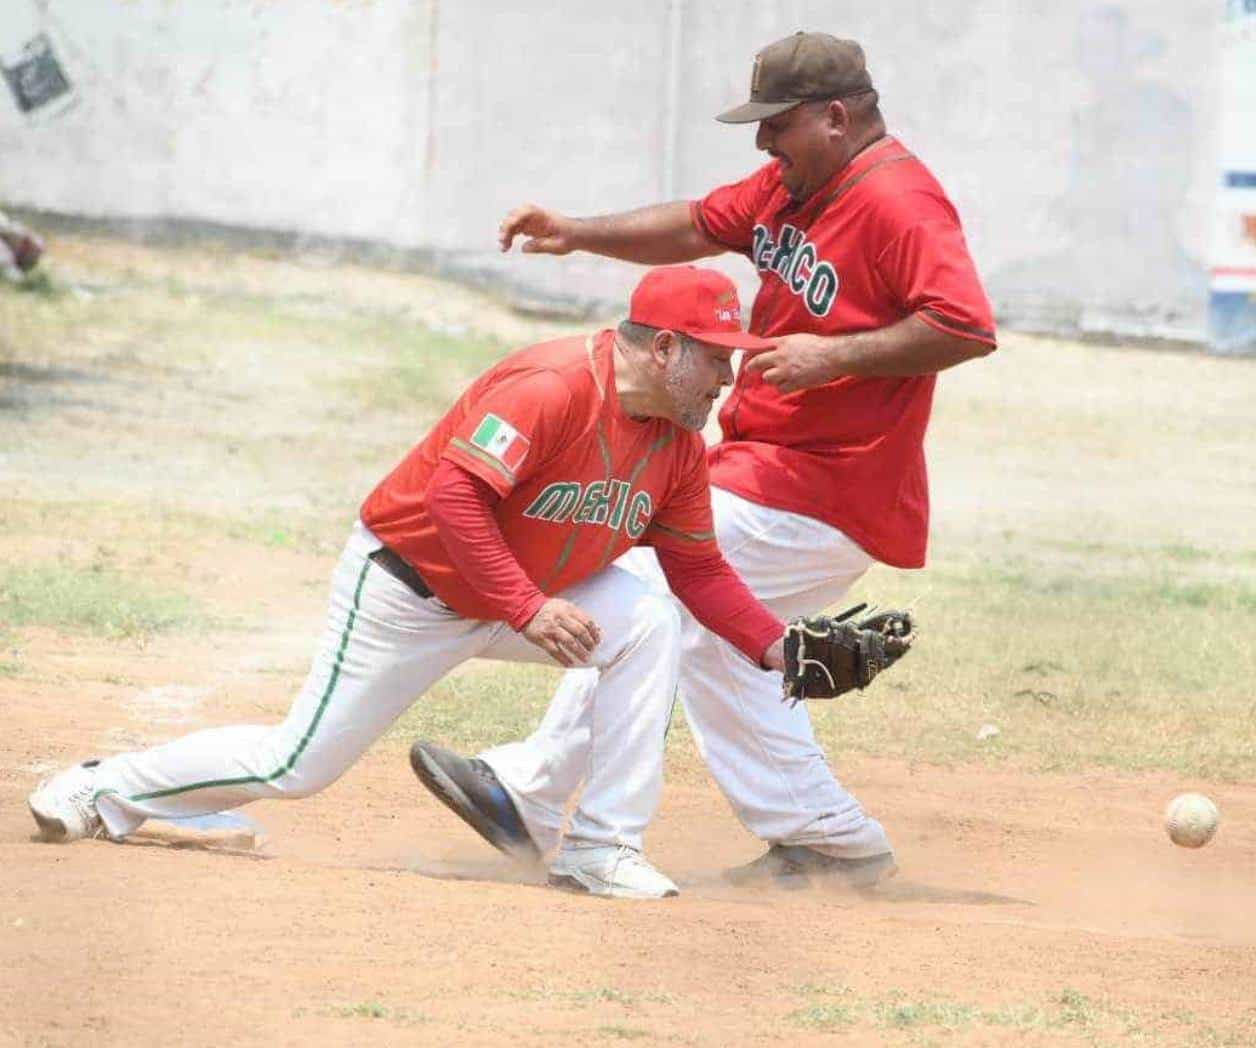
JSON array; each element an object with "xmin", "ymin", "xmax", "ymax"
[{"xmin": 750, "ymin": 53, "xmax": 763, "ymax": 96}]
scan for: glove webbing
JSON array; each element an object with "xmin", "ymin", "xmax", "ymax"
[{"xmin": 793, "ymin": 619, "xmax": 839, "ymax": 698}]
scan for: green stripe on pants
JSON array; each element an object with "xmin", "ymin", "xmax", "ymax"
[{"xmin": 126, "ymin": 558, "xmax": 372, "ymax": 802}]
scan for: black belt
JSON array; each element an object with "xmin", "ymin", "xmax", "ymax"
[{"xmin": 368, "ymin": 546, "xmax": 434, "ymax": 599}]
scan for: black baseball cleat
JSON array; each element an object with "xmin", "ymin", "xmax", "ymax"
[
  {"xmin": 409, "ymin": 741, "xmax": 540, "ymax": 863},
  {"xmin": 724, "ymin": 844, "xmax": 896, "ymax": 891}
]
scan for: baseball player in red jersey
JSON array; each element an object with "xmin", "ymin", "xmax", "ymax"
[
  {"xmin": 477, "ymin": 32, "xmax": 997, "ymax": 887},
  {"xmin": 28, "ymin": 266, "xmax": 788, "ymax": 899}
]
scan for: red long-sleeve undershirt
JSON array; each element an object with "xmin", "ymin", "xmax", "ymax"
[
  {"xmin": 654, "ymin": 544, "xmax": 784, "ymax": 664},
  {"xmin": 426, "ymin": 460, "xmax": 548, "ymax": 632},
  {"xmin": 425, "ymin": 460, "xmax": 783, "ymax": 663}
]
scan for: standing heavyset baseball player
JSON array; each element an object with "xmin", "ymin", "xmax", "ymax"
[
  {"xmin": 28, "ymin": 265, "xmax": 792, "ymax": 899},
  {"xmin": 418, "ymin": 31, "xmax": 996, "ymax": 887}
]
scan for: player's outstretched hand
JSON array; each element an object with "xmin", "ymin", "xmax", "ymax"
[
  {"xmin": 522, "ymin": 598, "xmax": 602, "ymax": 666},
  {"xmin": 498, "ymin": 204, "xmax": 577, "ymax": 255}
]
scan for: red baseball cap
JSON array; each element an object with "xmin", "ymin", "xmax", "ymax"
[{"xmin": 628, "ymin": 266, "xmax": 775, "ymax": 352}]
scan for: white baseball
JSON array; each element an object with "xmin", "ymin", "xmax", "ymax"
[{"xmin": 1164, "ymin": 793, "xmax": 1219, "ymax": 849}]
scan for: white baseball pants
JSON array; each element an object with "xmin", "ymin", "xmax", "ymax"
[
  {"xmin": 485, "ymin": 486, "xmax": 893, "ymax": 859},
  {"xmin": 93, "ymin": 522, "xmax": 681, "ymax": 851}
]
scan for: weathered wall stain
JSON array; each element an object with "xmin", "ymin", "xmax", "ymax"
[
  {"xmin": 989, "ymin": 6, "xmax": 1206, "ymax": 337},
  {"xmin": 0, "ymin": 0, "xmax": 1221, "ymax": 341}
]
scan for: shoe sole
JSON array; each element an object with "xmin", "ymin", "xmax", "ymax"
[
  {"xmin": 547, "ymin": 871, "xmax": 679, "ymax": 900},
  {"xmin": 409, "ymin": 744, "xmax": 539, "ymax": 864}
]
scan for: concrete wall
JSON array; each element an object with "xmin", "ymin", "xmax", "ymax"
[{"xmin": 0, "ymin": 0, "xmax": 1220, "ymax": 340}]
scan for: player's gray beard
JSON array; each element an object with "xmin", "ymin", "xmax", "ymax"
[{"xmin": 663, "ymin": 342, "xmax": 710, "ymax": 432}]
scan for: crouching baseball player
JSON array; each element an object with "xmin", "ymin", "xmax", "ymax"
[{"xmin": 29, "ymin": 265, "xmax": 796, "ymax": 899}]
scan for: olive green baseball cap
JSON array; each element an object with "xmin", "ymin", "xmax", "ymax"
[{"xmin": 716, "ymin": 32, "xmax": 874, "ymax": 124}]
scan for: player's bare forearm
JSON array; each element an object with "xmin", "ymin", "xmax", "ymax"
[
  {"xmin": 568, "ymin": 203, "xmax": 723, "ymax": 263},
  {"xmin": 834, "ymin": 314, "xmax": 996, "ymax": 376},
  {"xmin": 499, "ymin": 201, "xmax": 722, "ymax": 263},
  {"xmin": 745, "ymin": 313, "xmax": 996, "ymax": 391}
]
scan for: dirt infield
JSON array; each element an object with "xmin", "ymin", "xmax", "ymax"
[
  {"xmin": 2, "ymin": 238, "xmax": 1254, "ymax": 1046},
  {"xmin": 4, "ymin": 671, "xmax": 1254, "ymax": 1046}
]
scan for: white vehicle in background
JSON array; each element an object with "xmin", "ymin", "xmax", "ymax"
[{"xmin": 1210, "ymin": 1, "xmax": 1256, "ymax": 353}]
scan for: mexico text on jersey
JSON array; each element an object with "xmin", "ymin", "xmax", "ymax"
[
  {"xmin": 523, "ymin": 481, "xmax": 654, "ymax": 540},
  {"xmin": 750, "ymin": 223, "xmax": 838, "ymax": 317}
]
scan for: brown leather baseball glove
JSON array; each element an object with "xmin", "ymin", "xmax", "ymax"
[{"xmin": 781, "ymin": 603, "xmax": 915, "ymax": 705}]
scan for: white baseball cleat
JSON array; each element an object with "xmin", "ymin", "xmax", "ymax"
[
  {"xmin": 548, "ymin": 843, "xmax": 680, "ymax": 899},
  {"xmin": 28, "ymin": 760, "xmax": 106, "ymax": 842}
]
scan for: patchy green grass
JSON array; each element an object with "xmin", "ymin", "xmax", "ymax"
[
  {"xmin": 320, "ymin": 1000, "xmax": 427, "ymax": 1025},
  {"xmin": 390, "ymin": 660, "xmax": 563, "ymax": 754},
  {"xmin": 595, "ymin": 1025, "xmax": 650, "ymax": 1040},
  {"xmin": 506, "ymin": 984, "xmax": 677, "ymax": 1009},
  {"xmin": 5, "ymin": 269, "xmax": 60, "ymax": 297},
  {"xmin": 785, "ymin": 987, "xmax": 1255, "ymax": 1045},
  {"xmin": 790, "ymin": 1002, "xmax": 858, "ymax": 1030},
  {"xmin": 330, "ymin": 1000, "xmax": 390, "ymax": 1019},
  {"xmin": 392, "ymin": 540, "xmax": 1256, "ymax": 782},
  {"xmin": 0, "ymin": 622, "xmax": 18, "ymax": 675},
  {"xmin": 875, "ymin": 998, "xmax": 978, "ymax": 1030},
  {"xmin": 1, "ymin": 499, "xmax": 342, "ymax": 563},
  {"xmin": 806, "ymin": 550, "xmax": 1256, "ymax": 780},
  {"xmin": 571, "ymin": 989, "xmax": 675, "ymax": 1007},
  {"xmin": 339, "ymin": 315, "xmax": 507, "ymax": 414},
  {"xmin": 222, "ymin": 509, "xmax": 337, "ymax": 552},
  {"xmin": 33, "ymin": 269, "xmax": 512, "ymax": 417},
  {"xmin": 0, "ymin": 561, "xmax": 197, "ymax": 638}
]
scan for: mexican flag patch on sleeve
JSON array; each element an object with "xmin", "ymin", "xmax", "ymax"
[{"xmin": 469, "ymin": 413, "xmax": 531, "ymax": 471}]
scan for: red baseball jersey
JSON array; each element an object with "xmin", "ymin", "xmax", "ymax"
[
  {"xmin": 692, "ymin": 136, "xmax": 996, "ymax": 568},
  {"xmin": 360, "ymin": 332, "xmax": 716, "ymax": 620}
]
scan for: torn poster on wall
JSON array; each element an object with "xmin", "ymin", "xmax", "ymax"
[{"xmin": 1, "ymin": 32, "xmax": 73, "ymax": 117}]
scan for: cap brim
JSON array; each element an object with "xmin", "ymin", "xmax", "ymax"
[
  {"xmin": 689, "ymin": 330, "xmax": 777, "ymax": 353},
  {"xmin": 715, "ymin": 99, "xmax": 802, "ymax": 124}
]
